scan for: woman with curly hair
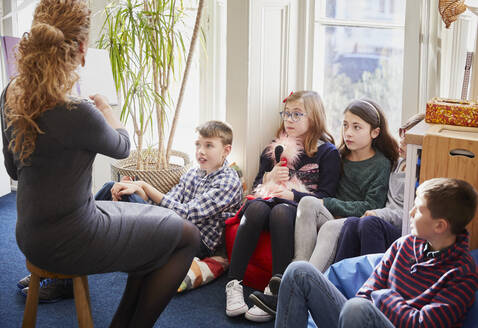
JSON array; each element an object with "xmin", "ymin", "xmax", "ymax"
[{"xmin": 1, "ymin": 1, "xmax": 199, "ymax": 327}]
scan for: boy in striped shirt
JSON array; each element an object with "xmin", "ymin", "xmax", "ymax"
[{"xmin": 272, "ymin": 178, "xmax": 478, "ymax": 328}]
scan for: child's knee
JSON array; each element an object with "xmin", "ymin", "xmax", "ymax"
[
  {"xmin": 358, "ymin": 216, "xmax": 382, "ymax": 233},
  {"xmin": 298, "ymin": 196, "xmax": 321, "ymax": 211},
  {"xmin": 339, "ymin": 298, "xmax": 373, "ymax": 324},
  {"xmin": 285, "ymin": 261, "xmax": 318, "ymax": 280}
]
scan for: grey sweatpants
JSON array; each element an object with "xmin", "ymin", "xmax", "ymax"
[{"xmin": 294, "ymin": 196, "xmax": 345, "ymax": 272}]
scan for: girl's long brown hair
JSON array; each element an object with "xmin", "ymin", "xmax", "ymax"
[
  {"xmin": 276, "ymin": 91, "xmax": 335, "ymax": 157},
  {"xmin": 339, "ymin": 99, "xmax": 399, "ymax": 168},
  {"xmin": 5, "ymin": 0, "xmax": 90, "ymax": 163}
]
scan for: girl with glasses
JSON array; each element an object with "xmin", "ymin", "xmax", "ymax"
[
  {"xmin": 225, "ymin": 91, "xmax": 341, "ymax": 322},
  {"xmin": 249, "ymin": 99, "xmax": 399, "ymax": 317}
]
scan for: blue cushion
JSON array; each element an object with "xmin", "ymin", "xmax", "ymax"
[
  {"xmin": 324, "ymin": 253, "xmax": 383, "ymax": 299},
  {"xmin": 463, "ymin": 249, "xmax": 478, "ymax": 328}
]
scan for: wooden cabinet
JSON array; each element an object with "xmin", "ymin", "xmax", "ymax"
[{"xmin": 420, "ymin": 125, "xmax": 478, "ymax": 250}]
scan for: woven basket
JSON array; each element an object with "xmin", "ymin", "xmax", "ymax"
[{"xmin": 111, "ymin": 149, "xmax": 192, "ymax": 194}]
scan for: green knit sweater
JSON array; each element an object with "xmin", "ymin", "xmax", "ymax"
[{"xmin": 323, "ymin": 150, "xmax": 391, "ymax": 217}]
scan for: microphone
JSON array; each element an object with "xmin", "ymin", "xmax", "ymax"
[{"xmin": 275, "ymin": 145, "xmax": 284, "ymax": 163}]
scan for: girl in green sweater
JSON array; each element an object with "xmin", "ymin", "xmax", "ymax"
[{"xmin": 293, "ymin": 99, "xmax": 399, "ymax": 272}]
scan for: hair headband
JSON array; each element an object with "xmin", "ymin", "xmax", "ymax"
[{"xmin": 358, "ymin": 99, "xmax": 380, "ymax": 125}]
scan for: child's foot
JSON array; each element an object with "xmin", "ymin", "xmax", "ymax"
[
  {"xmin": 225, "ymin": 279, "xmax": 248, "ymax": 317},
  {"xmin": 245, "ymin": 286, "xmax": 273, "ymax": 322},
  {"xmin": 249, "ymin": 290, "xmax": 278, "ymax": 316}
]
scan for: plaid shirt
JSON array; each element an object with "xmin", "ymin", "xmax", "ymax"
[{"xmin": 159, "ymin": 160, "xmax": 243, "ymax": 252}]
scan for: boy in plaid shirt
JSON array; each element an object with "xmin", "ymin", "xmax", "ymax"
[{"xmin": 95, "ymin": 120, "xmax": 243, "ymax": 258}]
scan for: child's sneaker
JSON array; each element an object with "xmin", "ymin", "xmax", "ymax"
[
  {"xmin": 21, "ymin": 278, "xmax": 73, "ymax": 303},
  {"xmin": 269, "ymin": 273, "xmax": 282, "ymax": 295},
  {"xmin": 17, "ymin": 274, "xmax": 46, "ymax": 290},
  {"xmin": 245, "ymin": 286, "xmax": 273, "ymax": 322},
  {"xmin": 249, "ymin": 290, "xmax": 278, "ymax": 316},
  {"xmin": 225, "ymin": 279, "xmax": 248, "ymax": 317}
]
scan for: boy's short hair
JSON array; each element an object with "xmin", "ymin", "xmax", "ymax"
[
  {"xmin": 196, "ymin": 120, "xmax": 233, "ymax": 146},
  {"xmin": 417, "ymin": 178, "xmax": 477, "ymax": 234}
]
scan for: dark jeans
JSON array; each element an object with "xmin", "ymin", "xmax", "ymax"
[
  {"xmin": 334, "ymin": 216, "xmax": 401, "ymax": 263},
  {"xmin": 94, "ymin": 181, "xmax": 148, "ymax": 204},
  {"xmin": 95, "ymin": 182, "xmax": 212, "ymax": 259}
]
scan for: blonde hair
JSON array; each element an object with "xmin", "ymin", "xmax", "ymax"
[
  {"xmin": 276, "ymin": 90, "xmax": 334, "ymax": 157},
  {"xmin": 196, "ymin": 120, "xmax": 233, "ymax": 145},
  {"xmin": 5, "ymin": 0, "xmax": 90, "ymax": 163}
]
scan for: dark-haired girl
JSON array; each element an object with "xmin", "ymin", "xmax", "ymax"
[{"xmin": 294, "ymin": 98, "xmax": 399, "ymax": 272}]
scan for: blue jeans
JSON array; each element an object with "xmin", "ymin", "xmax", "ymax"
[
  {"xmin": 94, "ymin": 181, "xmax": 148, "ymax": 204},
  {"xmin": 275, "ymin": 261, "xmax": 394, "ymax": 328}
]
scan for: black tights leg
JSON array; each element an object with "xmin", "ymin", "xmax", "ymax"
[
  {"xmin": 228, "ymin": 201, "xmax": 270, "ymax": 280},
  {"xmin": 269, "ymin": 203, "xmax": 296, "ymax": 275},
  {"xmin": 109, "ymin": 221, "xmax": 200, "ymax": 328}
]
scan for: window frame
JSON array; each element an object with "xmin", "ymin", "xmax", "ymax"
[
  {"xmin": 302, "ymin": 0, "xmax": 423, "ymax": 124},
  {"xmin": 1, "ymin": 0, "xmax": 37, "ymax": 37},
  {"xmin": 313, "ymin": 0, "xmax": 407, "ymax": 114}
]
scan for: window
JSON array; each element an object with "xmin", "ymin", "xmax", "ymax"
[
  {"xmin": 313, "ymin": 0, "xmax": 406, "ymax": 141},
  {"xmin": 1, "ymin": 0, "xmax": 37, "ymax": 37}
]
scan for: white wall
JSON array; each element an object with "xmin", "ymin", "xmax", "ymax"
[
  {"xmin": 226, "ymin": 0, "xmax": 299, "ymax": 190},
  {"xmin": 89, "ymin": 0, "xmax": 120, "ymax": 192}
]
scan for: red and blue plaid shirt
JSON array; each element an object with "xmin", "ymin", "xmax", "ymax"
[{"xmin": 159, "ymin": 161, "xmax": 243, "ymax": 253}]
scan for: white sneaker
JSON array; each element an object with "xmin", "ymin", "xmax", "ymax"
[
  {"xmin": 245, "ymin": 286, "xmax": 273, "ymax": 322},
  {"xmin": 225, "ymin": 280, "xmax": 248, "ymax": 317}
]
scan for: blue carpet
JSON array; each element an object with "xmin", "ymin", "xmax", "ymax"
[{"xmin": 0, "ymin": 192, "xmax": 274, "ymax": 327}]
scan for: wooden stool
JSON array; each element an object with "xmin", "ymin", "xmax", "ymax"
[{"xmin": 22, "ymin": 260, "xmax": 93, "ymax": 328}]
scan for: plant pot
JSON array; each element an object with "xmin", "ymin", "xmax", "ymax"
[{"xmin": 111, "ymin": 149, "xmax": 192, "ymax": 194}]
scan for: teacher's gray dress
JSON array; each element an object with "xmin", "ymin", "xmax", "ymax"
[{"xmin": 1, "ymin": 91, "xmax": 184, "ymax": 276}]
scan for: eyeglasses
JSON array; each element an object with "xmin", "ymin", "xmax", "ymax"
[{"xmin": 279, "ymin": 111, "xmax": 306, "ymax": 122}]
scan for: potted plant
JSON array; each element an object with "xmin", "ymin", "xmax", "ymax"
[{"xmin": 98, "ymin": 0, "xmax": 205, "ymax": 192}]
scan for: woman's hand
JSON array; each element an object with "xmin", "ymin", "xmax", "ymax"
[
  {"xmin": 89, "ymin": 94, "xmax": 123, "ymax": 129},
  {"xmin": 265, "ymin": 161, "xmax": 289, "ymax": 183},
  {"xmin": 269, "ymin": 186, "xmax": 294, "ymax": 201},
  {"xmin": 89, "ymin": 94, "xmax": 110, "ymax": 112},
  {"xmin": 361, "ymin": 210, "xmax": 377, "ymax": 218}
]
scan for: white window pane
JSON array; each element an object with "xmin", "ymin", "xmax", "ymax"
[
  {"xmin": 325, "ymin": 0, "xmax": 405, "ymax": 25},
  {"xmin": 16, "ymin": 1, "xmax": 36, "ymax": 36},
  {"xmin": 3, "ymin": 0, "xmax": 12, "ymax": 15},
  {"xmin": 316, "ymin": 25, "xmax": 404, "ymax": 141},
  {"xmin": 2, "ymin": 17, "xmax": 12, "ymax": 36}
]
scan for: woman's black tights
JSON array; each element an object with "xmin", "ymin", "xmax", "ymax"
[
  {"xmin": 228, "ymin": 201, "xmax": 296, "ymax": 280},
  {"xmin": 109, "ymin": 221, "xmax": 200, "ymax": 328}
]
